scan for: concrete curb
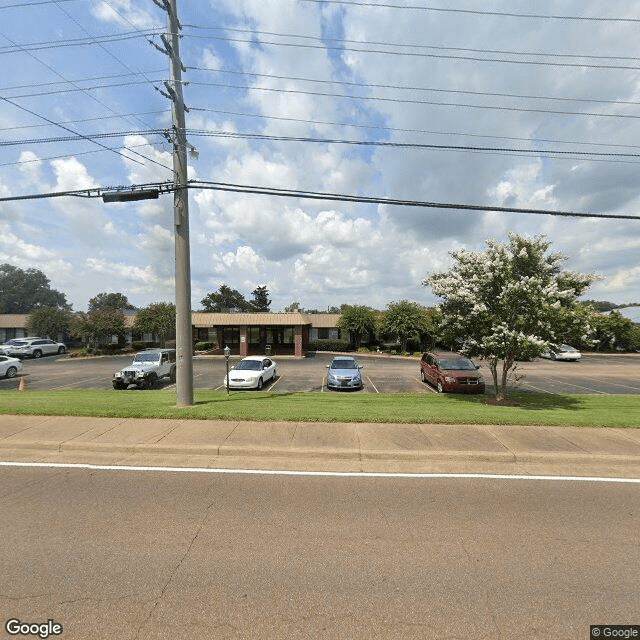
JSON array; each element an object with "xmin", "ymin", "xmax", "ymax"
[{"xmin": 3, "ymin": 439, "xmax": 639, "ymax": 466}]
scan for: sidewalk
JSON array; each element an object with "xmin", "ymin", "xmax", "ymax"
[{"xmin": 1, "ymin": 414, "xmax": 640, "ymax": 476}]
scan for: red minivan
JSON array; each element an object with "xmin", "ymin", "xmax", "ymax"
[{"xmin": 420, "ymin": 352, "xmax": 485, "ymax": 394}]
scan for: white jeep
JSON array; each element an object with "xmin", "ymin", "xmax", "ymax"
[{"xmin": 112, "ymin": 348, "xmax": 176, "ymax": 390}]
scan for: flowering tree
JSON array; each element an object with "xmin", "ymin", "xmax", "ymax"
[{"xmin": 423, "ymin": 234, "xmax": 597, "ymax": 400}]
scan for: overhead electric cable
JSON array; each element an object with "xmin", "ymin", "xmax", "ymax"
[
  {"xmin": 183, "ymin": 32, "xmax": 640, "ymax": 71},
  {"xmin": 2, "ymin": 180, "xmax": 639, "ymax": 221},
  {"xmin": 190, "ymin": 80, "xmax": 640, "ymax": 120},
  {"xmin": 191, "ymin": 107, "xmax": 640, "ymax": 153},
  {"xmin": 186, "ymin": 25, "xmax": 640, "ymax": 65},
  {"xmin": 298, "ymin": 0, "xmax": 640, "ymax": 23}
]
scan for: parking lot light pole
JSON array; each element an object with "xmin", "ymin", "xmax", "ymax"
[{"xmin": 224, "ymin": 345, "xmax": 230, "ymax": 395}]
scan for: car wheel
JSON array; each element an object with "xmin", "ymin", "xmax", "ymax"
[
  {"xmin": 257, "ymin": 377, "xmax": 264, "ymax": 390},
  {"xmin": 33, "ymin": 350, "xmax": 42, "ymax": 358},
  {"xmin": 57, "ymin": 346, "xmax": 66, "ymax": 354},
  {"xmin": 436, "ymin": 380, "xmax": 444, "ymax": 393},
  {"xmin": 112, "ymin": 381, "xmax": 125, "ymax": 390},
  {"xmin": 145, "ymin": 374, "xmax": 158, "ymax": 390},
  {"xmin": 5, "ymin": 366, "xmax": 17, "ymax": 379}
]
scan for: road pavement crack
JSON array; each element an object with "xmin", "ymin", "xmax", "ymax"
[{"xmin": 133, "ymin": 496, "xmax": 216, "ymax": 640}]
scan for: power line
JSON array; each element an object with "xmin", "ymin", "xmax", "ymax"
[
  {"xmin": 298, "ymin": 1, "xmax": 640, "ymax": 23},
  {"xmin": 2, "ymin": 178, "xmax": 639, "ymax": 221},
  {"xmin": 191, "ymin": 106, "xmax": 640, "ymax": 153},
  {"xmin": 191, "ymin": 66, "xmax": 640, "ymax": 109},
  {"xmin": 188, "ymin": 180, "xmax": 640, "ymax": 220},
  {"xmin": 186, "ymin": 24, "xmax": 640, "ymax": 65},
  {"xmin": 189, "ymin": 80, "xmax": 640, "ymax": 121},
  {"xmin": 183, "ymin": 32, "xmax": 640, "ymax": 71}
]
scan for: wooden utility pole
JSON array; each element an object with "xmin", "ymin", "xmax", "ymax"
[{"xmin": 154, "ymin": 0, "xmax": 194, "ymax": 406}]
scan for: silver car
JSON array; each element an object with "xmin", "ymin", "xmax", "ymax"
[{"xmin": 326, "ymin": 356, "xmax": 363, "ymax": 390}]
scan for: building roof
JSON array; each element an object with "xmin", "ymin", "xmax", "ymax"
[
  {"xmin": 0, "ymin": 314, "xmax": 29, "ymax": 328},
  {"xmin": 191, "ymin": 312, "xmax": 338, "ymax": 327},
  {"xmin": 0, "ymin": 312, "xmax": 341, "ymax": 329}
]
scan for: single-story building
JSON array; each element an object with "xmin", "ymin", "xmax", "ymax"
[{"xmin": 0, "ymin": 312, "xmax": 345, "ymax": 358}]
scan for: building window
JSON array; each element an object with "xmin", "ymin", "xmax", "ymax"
[
  {"xmin": 222, "ymin": 327, "xmax": 239, "ymax": 344},
  {"xmin": 249, "ymin": 327, "xmax": 261, "ymax": 344}
]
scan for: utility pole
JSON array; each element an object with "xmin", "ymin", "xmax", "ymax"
[{"xmin": 153, "ymin": 0, "xmax": 194, "ymax": 406}]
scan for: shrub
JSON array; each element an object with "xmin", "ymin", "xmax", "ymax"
[
  {"xmin": 309, "ymin": 339, "xmax": 350, "ymax": 352},
  {"xmin": 195, "ymin": 341, "xmax": 217, "ymax": 351}
]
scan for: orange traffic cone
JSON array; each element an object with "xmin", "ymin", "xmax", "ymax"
[{"xmin": 17, "ymin": 377, "xmax": 26, "ymax": 392}]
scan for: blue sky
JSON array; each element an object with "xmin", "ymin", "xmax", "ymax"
[{"xmin": 1, "ymin": 0, "xmax": 640, "ymax": 312}]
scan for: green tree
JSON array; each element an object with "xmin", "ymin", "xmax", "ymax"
[
  {"xmin": 26, "ymin": 307, "xmax": 72, "ymax": 340},
  {"xmin": 0, "ymin": 264, "xmax": 70, "ymax": 313},
  {"xmin": 423, "ymin": 234, "xmax": 597, "ymax": 400},
  {"xmin": 249, "ymin": 285, "xmax": 272, "ymax": 312},
  {"xmin": 591, "ymin": 311, "xmax": 640, "ymax": 351},
  {"xmin": 338, "ymin": 305, "xmax": 376, "ymax": 347},
  {"xmin": 377, "ymin": 300, "xmax": 431, "ymax": 352},
  {"xmin": 133, "ymin": 302, "xmax": 176, "ymax": 346},
  {"xmin": 72, "ymin": 310, "xmax": 126, "ymax": 347},
  {"xmin": 88, "ymin": 292, "xmax": 135, "ymax": 313},
  {"xmin": 201, "ymin": 285, "xmax": 250, "ymax": 312}
]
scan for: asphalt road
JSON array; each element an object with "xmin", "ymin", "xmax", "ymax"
[
  {"xmin": 1, "ymin": 465, "xmax": 638, "ymax": 640},
  {"xmin": 1, "ymin": 351, "xmax": 639, "ymax": 394}
]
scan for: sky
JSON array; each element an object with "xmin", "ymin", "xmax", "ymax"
[{"xmin": 1, "ymin": 0, "xmax": 640, "ymax": 313}]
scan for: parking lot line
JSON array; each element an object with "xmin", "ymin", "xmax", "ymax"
[{"xmin": 366, "ymin": 377, "xmax": 380, "ymax": 393}]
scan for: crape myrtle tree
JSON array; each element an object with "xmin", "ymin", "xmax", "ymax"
[
  {"xmin": 338, "ymin": 305, "xmax": 376, "ymax": 347},
  {"xmin": 133, "ymin": 302, "xmax": 176, "ymax": 347},
  {"xmin": 72, "ymin": 310, "xmax": 126, "ymax": 348},
  {"xmin": 423, "ymin": 234, "xmax": 597, "ymax": 401},
  {"xmin": 26, "ymin": 307, "xmax": 72, "ymax": 340}
]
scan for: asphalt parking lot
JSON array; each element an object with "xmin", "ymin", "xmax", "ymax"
[{"xmin": 0, "ymin": 351, "xmax": 639, "ymax": 395}]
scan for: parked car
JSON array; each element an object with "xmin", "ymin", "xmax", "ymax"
[
  {"xmin": 112, "ymin": 348, "xmax": 176, "ymax": 390},
  {"xmin": 541, "ymin": 344, "xmax": 581, "ymax": 361},
  {"xmin": 326, "ymin": 356, "xmax": 363, "ymax": 390},
  {"xmin": 0, "ymin": 355, "xmax": 22, "ymax": 378},
  {"xmin": 420, "ymin": 352, "xmax": 485, "ymax": 394},
  {"xmin": 223, "ymin": 355, "xmax": 277, "ymax": 390},
  {"xmin": 0, "ymin": 339, "xmax": 25, "ymax": 355},
  {"xmin": 4, "ymin": 337, "xmax": 66, "ymax": 358}
]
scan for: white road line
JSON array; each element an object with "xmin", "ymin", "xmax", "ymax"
[
  {"xmin": 366, "ymin": 377, "xmax": 380, "ymax": 393},
  {"xmin": 416, "ymin": 377, "xmax": 437, "ymax": 393},
  {"xmin": 1, "ymin": 461, "xmax": 639, "ymax": 483}
]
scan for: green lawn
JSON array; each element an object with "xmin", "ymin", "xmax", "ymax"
[{"xmin": 1, "ymin": 389, "xmax": 639, "ymax": 427}]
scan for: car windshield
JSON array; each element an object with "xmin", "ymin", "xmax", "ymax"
[
  {"xmin": 3, "ymin": 339, "xmax": 22, "ymax": 346},
  {"xmin": 557, "ymin": 345, "xmax": 576, "ymax": 352},
  {"xmin": 439, "ymin": 358, "xmax": 476, "ymax": 370},
  {"xmin": 133, "ymin": 353, "xmax": 161, "ymax": 363},
  {"xmin": 235, "ymin": 360, "xmax": 262, "ymax": 371},
  {"xmin": 330, "ymin": 359, "xmax": 358, "ymax": 369}
]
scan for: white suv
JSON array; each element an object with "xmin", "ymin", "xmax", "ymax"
[
  {"xmin": 3, "ymin": 337, "xmax": 66, "ymax": 358},
  {"xmin": 112, "ymin": 348, "xmax": 177, "ymax": 390}
]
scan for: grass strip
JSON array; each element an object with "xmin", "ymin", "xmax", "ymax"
[{"xmin": 0, "ymin": 389, "xmax": 639, "ymax": 427}]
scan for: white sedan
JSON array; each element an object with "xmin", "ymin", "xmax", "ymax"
[
  {"xmin": 0, "ymin": 355, "xmax": 23, "ymax": 379},
  {"xmin": 541, "ymin": 344, "xmax": 581, "ymax": 361},
  {"xmin": 223, "ymin": 356, "xmax": 277, "ymax": 390}
]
